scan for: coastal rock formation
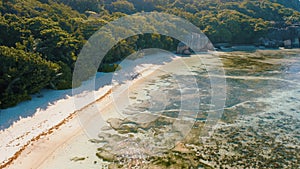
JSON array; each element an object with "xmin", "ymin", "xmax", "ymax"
[
  {"xmin": 177, "ymin": 33, "xmax": 214, "ymax": 54},
  {"xmin": 259, "ymin": 24, "xmax": 300, "ymax": 48},
  {"xmin": 212, "ymin": 25, "xmax": 300, "ymax": 50},
  {"xmin": 176, "ymin": 42, "xmax": 191, "ymax": 55}
]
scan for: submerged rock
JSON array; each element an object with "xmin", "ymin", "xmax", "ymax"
[
  {"xmin": 96, "ymin": 149, "xmax": 116, "ymax": 162},
  {"xmin": 70, "ymin": 157, "xmax": 86, "ymax": 162}
]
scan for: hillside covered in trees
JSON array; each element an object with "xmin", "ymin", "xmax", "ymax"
[{"xmin": 0, "ymin": 0, "xmax": 300, "ymax": 108}]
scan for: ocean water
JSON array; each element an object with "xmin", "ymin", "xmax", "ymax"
[{"xmin": 93, "ymin": 50, "xmax": 300, "ymax": 168}]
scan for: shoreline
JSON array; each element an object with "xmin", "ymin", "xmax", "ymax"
[
  {"xmin": 214, "ymin": 44, "xmax": 300, "ymax": 52},
  {"xmin": 1, "ymin": 49, "xmax": 300, "ymax": 168},
  {"xmin": 0, "ymin": 52, "xmax": 179, "ymax": 168},
  {"xmin": 0, "ymin": 88, "xmax": 113, "ymax": 169}
]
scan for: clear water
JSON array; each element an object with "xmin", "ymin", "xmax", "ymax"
[{"xmin": 92, "ymin": 50, "xmax": 300, "ymax": 168}]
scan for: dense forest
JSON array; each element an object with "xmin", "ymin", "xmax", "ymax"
[{"xmin": 0, "ymin": 0, "xmax": 300, "ymax": 108}]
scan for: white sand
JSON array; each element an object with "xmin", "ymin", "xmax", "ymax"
[{"xmin": 0, "ymin": 52, "xmax": 180, "ymax": 168}]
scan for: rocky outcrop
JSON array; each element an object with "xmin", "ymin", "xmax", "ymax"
[
  {"xmin": 178, "ymin": 25, "xmax": 300, "ymax": 51},
  {"xmin": 259, "ymin": 24, "xmax": 300, "ymax": 48},
  {"xmin": 176, "ymin": 42, "xmax": 191, "ymax": 55},
  {"xmin": 176, "ymin": 33, "xmax": 214, "ymax": 54}
]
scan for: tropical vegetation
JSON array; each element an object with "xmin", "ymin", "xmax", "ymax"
[{"xmin": 0, "ymin": 0, "xmax": 299, "ymax": 108}]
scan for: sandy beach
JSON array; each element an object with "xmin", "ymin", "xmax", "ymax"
[{"xmin": 0, "ymin": 51, "xmax": 180, "ymax": 169}]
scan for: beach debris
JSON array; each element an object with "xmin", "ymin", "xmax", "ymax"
[
  {"xmin": 130, "ymin": 73, "xmax": 141, "ymax": 80},
  {"xmin": 70, "ymin": 156, "xmax": 86, "ymax": 162}
]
